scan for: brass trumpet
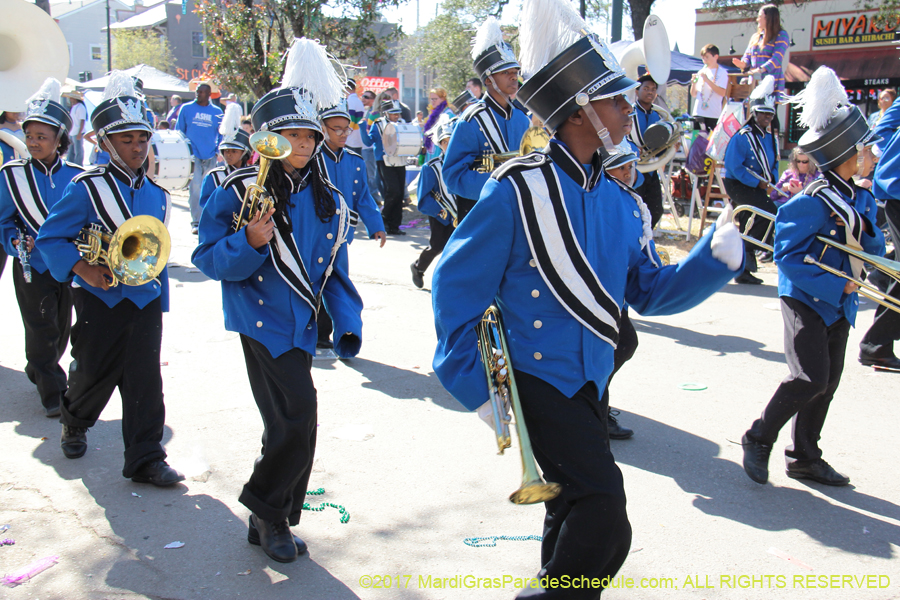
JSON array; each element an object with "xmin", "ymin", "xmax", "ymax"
[
  {"xmin": 475, "ymin": 126, "xmax": 551, "ymax": 174},
  {"xmin": 476, "ymin": 305, "xmax": 562, "ymax": 505},
  {"xmin": 75, "ymin": 215, "xmax": 171, "ymax": 287},
  {"xmin": 732, "ymin": 205, "xmax": 774, "ymax": 252},
  {"xmin": 733, "ymin": 205, "xmax": 900, "ymax": 315},
  {"xmin": 232, "ymin": 131, "xmax": 292, "ymax": 231}
]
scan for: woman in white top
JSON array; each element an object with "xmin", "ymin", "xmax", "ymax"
[{"xmin": 691, "ymin": 44, "xmax": 729, "ymax": 131}]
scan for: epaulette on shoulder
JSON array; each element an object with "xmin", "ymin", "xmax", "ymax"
[
  {"xmin": 804, "ymin": 177, "xmax": 829, "ymax": 199},
  {"xmin": 344, "ymin": 148, "xmax": 363, "ymax": 160},
  {"xmin": 72, "ymin": 165, "xmax": 107, "ymax": 183},
  {"xmin": 460, "ymin": 101, "xmax": 487, "ymax": 122},
  {"xmin": 737, "ymin": 124, "xmax": 753, "ymax": 136},
  {"xmin": 144, "ymin": 176, "xmax": 168, "ymax": 193},
  {"xmin": 425, "ymin": 155, "xmax": 443, "ymax": 168},
  {"xmin": 62, "ymin": 160, "xmax": 86, "ymax": 171},
  {"xmin": 492, "ymin": 152, "xmax": 549, "ymax": 180},
  {"xmin": 0, "ymin": 158, "xmax": 28, "ymax": 173},
  {"xmin": 221, "ymin": 165, "xmax": 258, "ymax": 189}
]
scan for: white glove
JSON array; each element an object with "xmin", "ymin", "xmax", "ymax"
[
  {"xmin": 711, "ymin": 203, "xmax": 744, "ymax": 271},
  {"xmin": 477, "ymin": 393, "xmax": 510, "ymax": 431}
]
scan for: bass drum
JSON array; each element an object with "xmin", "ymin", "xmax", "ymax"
[
  {"xmin": 382, "ymin": 122, "xmax": 422, "ymax": 167},
  {"xmin": 151, "ymin": 130, "xmax": 194, "ymax": 191}
]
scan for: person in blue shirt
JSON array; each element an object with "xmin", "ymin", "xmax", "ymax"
[
  {"xmin": 316, "ymin": 97, "xmax": 386, "ymax": 348},
  {"xmin": 360, "ymin": 99, "xmax": 407, "ymax": 235},
  {"xmin": 198, "ymin": 102, "xmax": 252, "ymax": 211},
  {"xmin": 432, "ymin": 2, "xmax": 744, "ymax": 593},
  {"xmin": 0, "ymin": 78, "xmax": 82, "ymax": 418},
  {"xmin": 410, "ymin": 115, "xmax": 458, "ymax": 289},
  {"xmin": 176, "ymin": 83, "xmax": 223, "ymax": 234},
  {"xmin": 858, "ymin": 86, "xmax": 900, "ymax": 370},
  {"xmin": 442, "ymin": 17, "xmax": 530, "ymax": 222},
  {"xmin": 193, "ymin": 38, "xmax": 364, "ymax": 564},
  {"xmin": 741, "ymin": 67, "xmax": 885, "ymax": 487},
  {"xmin": 723, "ymin": 75, "xmax": 780, "ymax": 284},
  {"xmin": 36, "ymin": 71, "xmax": 183, "ymax": 488},
  {"xmin": 630, "ymin": 74, "xmax": 665, "ymax": 228}
]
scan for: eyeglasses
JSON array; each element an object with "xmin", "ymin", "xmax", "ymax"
[
  {"xmin": 796, "ymin": 159, "xmax": 809, "ymax": 164},
  {"xmin": 326, "ymin": 125, "xmax": 353, "ymax": 136}
]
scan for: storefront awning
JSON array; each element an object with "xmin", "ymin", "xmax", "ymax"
[{"xmin": 787, "ymin": 48, "xmax": 900, "ymax": 87}]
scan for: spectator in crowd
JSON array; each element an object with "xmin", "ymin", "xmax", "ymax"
[
  {"xmin": 66, "ymin": 94, "xmax": 87, "ymax": 166},
  {"xmin": 240, "ymin": 117, "xmax": 253, "ymax": 134},
  {"xmin": 157, "ymin": 120, "xmax": 170, "ymax": 130},
  {"xmin": 422, "ymin": 87, "xmax": 453, "ymax": 161},
  {"xmin": 771, "ymin": 148, "xmax": 819, "ymax": 208},
  {"xmin": 691, "ymin": 44, "xmax": 729, "ymax": 131},
  {"xmin": 415, "ymin": 111, "xmax": 425, "ymax": 126},
  {"xmin": 176, "ymin": 83, "xmax": 223, "ymax": 234},
  {"xmin": 166, "ymin": 95, "xmax": 183, "ymax": 128},
  {"xmin": 868, "ymin": 88, "xmax": 897, "ymax": 128},
  {"xmin": 733, "ymin": 4, "xmax": 790, "ymax": 97},
  {"xmin": 385, "ymin": 87, "xmax": 412, "ymax": 122},
  {"xmin": 466, "ymin": 78, "xmax": 484, "ymax": 99},
  {"xmin": 0, "ymin": 112, "xmax": 24, "ymax": 166},
  {"xmin": 359, "ymin": 90, "xmax": 382, "ymax": 205},
  {"xmin": 345, "ymin": 80, "xmax": 365, "ymax": 154}
]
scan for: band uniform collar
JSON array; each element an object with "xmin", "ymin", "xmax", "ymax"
[
  {"xmin": 633, "ymin": 101, "xmax": 653, "ymax": 116},
  {"xmin": 484, "ymin": 92, "xmax": 514, "ymax": 121},
  {"xmin": 548, "ymin": 140, "xmax": 604, "ymax": 191},
  {"xmin": 30, "ymin": 154, "xmax": 63, "ymax": 177},
  {"xmin": 749, "ymin": 121, "xmax": 766, "ymax": 138},
  {"xmin": 108, "ymin": 160, "xmax": 145, "ymax": 189},
  {"xmin": 322, "ymin": 143, "xmax": 343, "ymax": 163},
  {"xmin": 285, "ymin": 164, "xmax": 310, "ymax": 194},
  {"xmin": 823, "ymin": 169, "xmax": 855, "ymax": 201}
]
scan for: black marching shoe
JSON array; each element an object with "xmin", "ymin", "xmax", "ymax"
[
  {"xmin": 858, "ymin": 353, "xmax": 900, "ymax": 371},
  {"xmin": 316, "ymin": 338, "xmax": 334, "ymax": 350},
  {"xmin": 45, "ymin": 404, "xmax": 61, "ymax": 418},
  {"xmin": 735, "ymin": 271, "xmax": 763, "ymax": 285},
  {"xmin": 248, "ymin": 514, "xmax": 308, "ymax": 555},
  {"xmin": 786, "ymin": 459, "xmax": 850, "ymax": 486},
  {"xmin": 61, "ymin": 424, "xmax": 88, "ymax": 459},
  {"xmin": 248, "ymin": 514, "xmax": 299, "ymax": 563},
  {"xmin": 131, "ymin": 459, "xmax": 185, "ymax": 486},
  {"xmin": 410, "ymin": 262, "xmax": 425, "ymax": 289},
  {"xmin": 607, "ymin": 408, "xmax": 634, "ymax": 440},
  {"xmin": 741, "ymin": 433, "xmax": 771, "ymax": 484}
]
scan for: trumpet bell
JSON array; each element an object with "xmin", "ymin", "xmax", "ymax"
[
  {"xmin": 107, "ymin": 215, "xmax": 171, "ymax": 286},
  {"xmin": 250, "ymin": 131, "xmax": 292, "ymax": 161},
  {"xmin": 510, "ymin": 481, "xmax": 563, "ymax": 505}
]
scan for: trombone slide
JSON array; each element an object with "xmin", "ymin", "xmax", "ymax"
[{"xmin": 732, "ymin": 205, "xmax": 775, "ymax": 252}]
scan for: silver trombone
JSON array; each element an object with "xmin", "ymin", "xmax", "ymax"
[{"xmin": 733, "ymin": 206, "xmax": 900, "ymax": 315}]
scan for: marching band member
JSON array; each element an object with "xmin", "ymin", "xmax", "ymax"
[
  {"xmin": 411, "ymin": 115, "xmax": 458, "ymax": 289},
  {"xmin": 432, "ymin": 0, "xmax": 743, "ymax": 594},
  {"xmin": 630, "ymin": 74, "xmax": 665, "ymax": 227},
  {"xmin": 36, "ymin": 72, "xmax": 183, "ymax": 486},
  {"xmin": 442, "ymin": 17, "xmax": 530, "ymax": 221},
  {"xmin": 858, "ymin": 86, "xmax": 900, "ymax": 370},
  {"xmin": 193, "ymin": 38, "xmax": 363, "ymax": 563},
  {"xmin": 198, "ymin": 102, "xmax": 252, "ymax": 210},
  {"xmin": 741, "ymin": 67, "xmax": 885, "ymax": 487},
  {"xmin": 316, "ymin": 97, "xmax": 386, "ymax": 348},
  {"xmin": 0, "ymin": 78, "xmax": 82, "ymax": 418},
  {"xmin": 723, "ymin": 75, "xmax": 779, "ymax": 284},
  {"xmin": 360, "ymin": 99, "xmax": 407, "ymax": 235}
]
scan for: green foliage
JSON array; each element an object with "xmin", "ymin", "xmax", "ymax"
[
  {"xmin": 856, "ymin": 0, "xmax": 900, "ymax": 30},
  {"xmin": 196, "ymin": 0, "xmax": 405, "ymax": 100},
  {"xmin": 111, "ymin": 29, "xmax": 175, "ymax": 73},
  {"xmin": 701, "ymin": 0, "xmax": 804, "ymax": 19}
]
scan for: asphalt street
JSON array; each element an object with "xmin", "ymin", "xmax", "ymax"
[{"xmin": 0, "ymin": 192, "xmax": 898, "ymax": 600}]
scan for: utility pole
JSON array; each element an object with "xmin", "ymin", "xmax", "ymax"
[
  {"xmin": 414, "ymin": 0, "xmax": 420, "ymax": 117},
  {"xmin": 611, "ymin": 0, "xmax": 623, "ymax": 42},
  {"xmin": 106, "ymin": 0, "xmax": 112, "ymax": 72},
  {"xmin": 579, "ymin": 0, "xmax": 585, "ymax": 19}
]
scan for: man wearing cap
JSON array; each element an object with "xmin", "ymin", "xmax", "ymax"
[
  {"xmin": 442, "ymin": 17, "xmax": 530, "ymax": 222},
  {"xmin": 723, "ymin": 76, "xmax": 780, "ymax": 284},
  {"xmin": 360, "ymin": 99, "xmax": 407, "ymax": 235},
  {"xmin": 630, "ymin": 74, "xmax": 665, "ymax": 228},
  {"xmin": 37, "ymin": 71, "xmax": 183, "ymax": 487},
  {"xmin": 0, "ymin": 78, "xmax": 82, "ymax": 418},
  {"xmin": 741, "ymin": 67, "xmax": 885, "ymax": 487},
  {"xmin": 432, "ymin": 0, "xmax": 744, "ymax": 594},
  {"xmin": 176, "ymin": 83, "xmax": 223, "ymax": 234}
]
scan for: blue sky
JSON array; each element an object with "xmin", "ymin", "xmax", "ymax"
[{"xmin": 382, "ymin": 0, "xmax": 707, "ymax": 53}]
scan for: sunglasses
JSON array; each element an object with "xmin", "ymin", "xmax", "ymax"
[{"xmin": 796, "ymin": 159, "xmax": 809, "ymax": 164}]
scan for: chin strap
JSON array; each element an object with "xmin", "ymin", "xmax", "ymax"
[
  {"xmin": 100, "ymin": 132, "xmax": 139, "ymax": 182},
  {"xmin": 486, "ymin": 75, "xmax": 512, "ymax": 106},
  {"xmin": 580, "ymin": 101, "xmax": 617, "ymax": 153}
]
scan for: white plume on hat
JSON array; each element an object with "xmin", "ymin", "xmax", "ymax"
[
  {"xmin": 749, "ymin": 75, "xmax": 775, "ymax": 101},
  {"xmin": 518, "ymin": 0, "xmax": 589, "ymax": 77},
  {"xmin": 279, "ymin": 38, "xmax": 344, "ymax": 110},
  {"xmin": 219, "ymin": 102, "xmax": 242, "ymax": 138},
  {"xmin": 26, "ymin": 78, "xmax": 62, "ymax": 106},
  {"xmin": 788, "ymin": 66, "xmax": 849, "ymax": 132},
  {"xmin": 102, "ymin": 70, "xmax": 138, "ymax": 101},
  {"xmin": 471, "ymin": 17, "xmax": 506, "ymax": 60}
]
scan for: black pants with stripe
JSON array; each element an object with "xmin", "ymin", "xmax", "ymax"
[
  {"xmin": 377, "ymin": 160, "xmax": 406, "ymax": 231},
  {"xmin": 747, "ymin": 296, "xmax": 850, "ymax": 465},
  {"xmin": 13, "ymin": 261, "xmax": 72, "ymax": 411},
  {"xmin": 860, "ymin": 199, "xmax": 900, "ymax": 359},
  {"xmin": 238, "ymin": 335, "xmax": 317, "ymax": 526},
  {"xmin": 515, "ymin": 371, "xmax": 631, "ymax": 600},
  {"xmin": 600, "ymin": 309, "xmax": 639, "ymax": 415},
  {"xmin": 62, "ymin": 290, "xmax": 166, "ymax": 478},
  {"xmin": 723, "ymin": 177, "xmax": 776, "ymax": 273}
]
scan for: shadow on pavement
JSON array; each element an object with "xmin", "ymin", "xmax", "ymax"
[
  {"xmin": 335, "ymin": 357, "xmax": 466, "ymax": 412},
  {"xmin": 717, "ymin": 281, "xmax": 781, "ymax": 299},
  {"xmin": 632, "ymin": 318, "xmax": 786, "ymax": 364},
  {"xmin": 612, "ymin": 411, "xmax": 899, "ymax": 559}
]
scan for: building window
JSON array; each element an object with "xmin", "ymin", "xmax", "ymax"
[
  {"xmin": 191, "ymin": 31, "xmax": 206, "ymax": 58},
  {"xmin": 90, "ymin": 44, "xmax": 102, "ymax": 61}
]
